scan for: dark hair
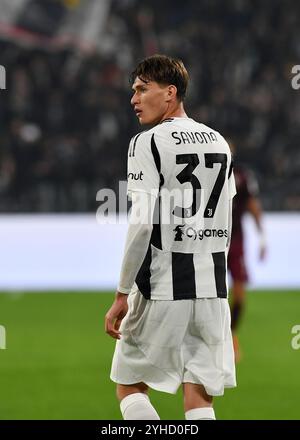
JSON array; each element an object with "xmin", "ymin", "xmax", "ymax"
[{"xmin": 130, "ymin": 54, "xmax": 189, "ymax": 101}]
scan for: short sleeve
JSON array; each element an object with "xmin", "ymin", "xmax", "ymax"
[{"xmin": 127, "ymin": 132, "xmax": 160, "ymax": 199}]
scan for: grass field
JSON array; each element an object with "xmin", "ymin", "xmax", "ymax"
[{"xmin": 0, "ymin": 290, "xmax": 299, "ymax": 420}]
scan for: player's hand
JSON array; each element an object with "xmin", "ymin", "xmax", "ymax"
[{"xmin": 105, "ymin": 292, "xmax": 128, "ymax": 339}]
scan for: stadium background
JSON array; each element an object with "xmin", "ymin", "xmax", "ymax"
[{"xmin": 0, "ymin": 0, "xmax": 299, "ymax": 420}]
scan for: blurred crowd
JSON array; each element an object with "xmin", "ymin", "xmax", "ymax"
[{"xmin": 0, "ymin": 0, "xmax": 299, "ymax": 212}]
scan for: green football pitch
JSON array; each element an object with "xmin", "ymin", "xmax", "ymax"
[{"xmin": 0, "ymin": 290, "xmax": 299, "ymax": 420}]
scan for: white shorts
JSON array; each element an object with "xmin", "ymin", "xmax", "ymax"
[{"xmin": 110, "ymin": 288, "xmax": 236, "ymax": 396}]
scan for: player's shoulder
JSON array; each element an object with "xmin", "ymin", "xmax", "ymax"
[
  {"xmin": 197, "ymin": 121, "xmax": 220, "ymax": 135},
  {"xmin": 192, "ymin": 121, "xmax": 231, "ymax": 148},
  {"xmin": 128, "ymin": 123, "xmax": 170, "ymax": 155},
  {"xmin": 145, "ymin": 119, "xmax": 175, "ymax": 138},
  {"xmin": 128, "ymin": 128, "xmax": 153, "ymax": 157},
  {"xmin": 129, "ymin": 128, "xmax": 150, "ymax": 145},
  {"xmin": 205, "ymin": 124, "xmax": 231, "ymax": 148}
]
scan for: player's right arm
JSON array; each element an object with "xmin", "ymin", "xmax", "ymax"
[
  {"xmin": 105, "ymin": 192, "xmax": 155, "ymax": 339},
  {"xmin": 118, "ymin": 131, "xmax": 159, "ymax": 294},
  {"xmin": 105, "ymin": 132, "xmax": 159, "ymax": 339},
  {"xmin": 105, "ymin": 292, "xmax": 129, "ymax": 339}
]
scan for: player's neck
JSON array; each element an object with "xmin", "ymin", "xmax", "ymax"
[{"xmin": 160, "ymin": 102, "xmax": 188, "ymax": 122}]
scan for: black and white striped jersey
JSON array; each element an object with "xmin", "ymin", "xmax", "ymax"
[{"xmin": 126, "ymin": 117, "xmax": 236, "ymax": 300}]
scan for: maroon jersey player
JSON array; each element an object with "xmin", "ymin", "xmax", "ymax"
[{"xmin": 227, "ymin": 150, "xmax": 266, "ymax": 361}]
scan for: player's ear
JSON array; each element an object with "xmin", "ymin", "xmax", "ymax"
[{"xmin": 166, "ymin": 85, "xmax": 177, "ymax": 102}]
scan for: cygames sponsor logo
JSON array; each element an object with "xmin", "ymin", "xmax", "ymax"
[{"xmin": 174, "ymin": 224, "xmax": 228, "ymax": 241}]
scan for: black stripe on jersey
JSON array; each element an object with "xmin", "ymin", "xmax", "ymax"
[
  {"xmin": 136, "ymin": 244, "xmax": 152, "ymax": 299},
  {"xmin": 130, "ymin": 132, "xmax": 143, "ymax": 157},
  {"xmin": 172, "ymin": 253, "xmax": 196, "ymax": 300},
  {"xmin": 151, "ymin": 198, "xmax": 162, "ymax": 250},
  {"xmin": 128, "ymin": 135, "xmax": 135, "ymax": 157},
  {"xmin": 150, "ymin": 134, "xmax": 164, "ymax": 250},
  {"xmin": 212, "ymin": 251, "xmax": 227, "ymax": 298},
  {"xmin": 151, "ymin": 135, "xmax": 165, "ymax": 187},
  {"xmin": 129, "ymin": 133, "xmax": 142, "ymax": 157},
  {"xmin": 150, "ymin": 134, "xmax": 161, "ymax": 173}
]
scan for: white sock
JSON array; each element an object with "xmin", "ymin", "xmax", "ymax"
[
  {"xmin": 120, "ymin": 393, "xmax": 160, "ymax": 420},
  {"xmin": 185, "ymin": 407, "xmax": 216, "ymax": 420}
]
